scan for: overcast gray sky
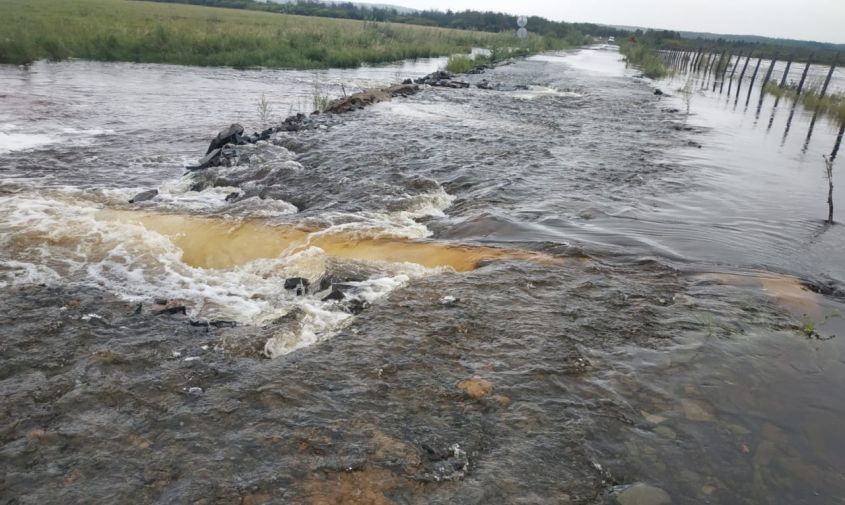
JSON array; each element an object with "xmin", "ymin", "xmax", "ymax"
[{"xmin": 387, "ymin": 0, "xmax": 843, "ymax": 44}]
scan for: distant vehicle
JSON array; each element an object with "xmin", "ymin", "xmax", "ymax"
[{"xmin": 608, "ymin": 36, "xmax": 615, "ymax": 43}]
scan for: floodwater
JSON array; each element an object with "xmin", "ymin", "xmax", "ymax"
[{"xmin": 1, "ymin": 48, "xmax": 845, "ymax": 504}]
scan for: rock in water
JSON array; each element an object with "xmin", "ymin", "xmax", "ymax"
[
  {"xmin": 151, "ymin": 299, "xmax": 188, "ymax": 316},
  {"xmin": 345, "ymin": 298, "xmax": 370, "ymax": 315},
  {"xmin": 128, "ymin": 189, "xmax": 158, "ymax": 203},
  {"xmin": 258, "ymin": 127, "xmax": 274, "ymax": 140},
  {"xmin": 458, "ymin": 377, "xmax": 492, "ymax": 399},
  {"xmin": 206, "ymin": 124, "xmax": 244, "ymax": 154},
  {"xmin": 186, "ymin": 147, "xmax": 222, "ymax": 171},
  {"xmin": 324, "ymin": 84, "xmax": 419, "ymax": 114},
  {"xmin": 322, "ymin": 289, "xmax": 345, "ymax": 301},
  {"xmin": 284, "ymin": 277, "xmax": 310, "ymax": 296},
  {"xmin": 611, "ymin": 483, "xmax": 672, "ymax": 505}
]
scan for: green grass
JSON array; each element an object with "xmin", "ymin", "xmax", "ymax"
[
  {"xmin": 0, "ymin": 0, "xmax": 541, "ymax": 69},
  {"xmin": 444, "ymin": 44, "xmax": 564, "ymax": 74},
  {"xmin": 764, "ymin": 81, "xmax": 845, "ymax": 126},
  {"xmin": 619, "ymin": 42, "xmax": 668, "ymax": 79},
  {"xmin": 444, "ymin": 46, "xmax": 535, "ymax": 73},
  {"xmin": 445, "ymin": 54, "xmax": 477, "ymax": 73}
]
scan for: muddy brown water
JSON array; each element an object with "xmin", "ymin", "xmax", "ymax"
[{"xmin": 1, "ymin": 49, "xmax": 845, "ymax": 504}]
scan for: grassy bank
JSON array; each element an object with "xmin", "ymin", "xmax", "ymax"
[
  {"xmin": 0, "ymin": 0, "xmax": 538, "ymax": 69},
  {"xmin": 619, "ymin": 41, "xmax": 668, "ymax": 79},
  {"xmin": 764, "ymin": 81, "xmax": 845, "ymax": 125}
]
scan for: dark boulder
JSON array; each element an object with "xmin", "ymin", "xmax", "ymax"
[
  {"xmin": 186, "ymin": 147, "xmax": 222, "ymax": 171},
  {"xmin": 345, "ymin": 298, "xmax": 370, "ymax": 315},
  {"xmin": 190, "ymin": 319, "xmax": 237, "ymax": 329},
  {"xmin": 206, "ymin": 124, "xmax": 244, "ymax": 154},
  {"xmin": 415, "ymin": 70, "xmax": 471, "ymax": 89},
  {"xmin": 451, "ymin": 80, "xmax": 470, "ymax": 89},
  {"xmin": 322, "ymin": 289, "xmax": 345, "ymax": 302},
  {"xmin": 414, "ymin": 71, "xmax": 444, "ymax": 84},
  {"xmin": 129, "ymin": 189, "xmax": 158, "ymax": 204},
  {"xmin": 284, "ymin": 277, "xmax": 310, "ymax": 296},
  {"xmin": 654, "ymin": 89, "xmax": 664, "ymax": 96},
  {"xmin": 280, "ymin": 113, "xmax": 310, "ymax": 132},
  {"xmin": 467, "ymin": 64, "xmax": 491, "ymax": 74},
  {"xmin": 152, "ymin": 299, "xmax": 187, "ymax": 316},
  {"xmin": 258, "ymin": 127, "xmax": 275, "ymax": 140}
]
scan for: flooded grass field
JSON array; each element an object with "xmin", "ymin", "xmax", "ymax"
[{"xmin": 1, "ymin": 48, "xmax": 844, "ymax": 504}]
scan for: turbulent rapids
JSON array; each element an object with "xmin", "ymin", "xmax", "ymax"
[{"xmin": 2, "ymin": 49, "xmax": 845, "ymax": 505}]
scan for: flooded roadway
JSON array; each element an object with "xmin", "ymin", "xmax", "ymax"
[{"xmin": 1, "ymin": 48, "xmax": 844, "ymax": 504}]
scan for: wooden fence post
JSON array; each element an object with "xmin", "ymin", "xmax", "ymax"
[
  {"xmin": 726, "ymin": 52, "xmax": 742, "ymax": 95},
  {"xmin": 819, "ymin": 52, "xmax": 839, "ymax": 98},
  {"xmin": 695, "ymin": 49, "xmax": 707, "ymax": 73},
  {"xmin": 703, "ymin": 53, "xmax": 714, "ymax": 76},
  {"xmin": 720, "ymin": 53, "xmax": 734, "ymax": 93},
  {"xmin": 735, "ymin": 53, "xmax": 753, "ymax": 101},
  {"xmin": 796, "ymin": 54, "xmax": 814, "ymax": 97},
  {"xmin": 713, "ymin": 50, "xmax": 727, "ymax": 91},
  {"xmin": 778, "ymin": 56, "xmax": 793, "ymax": 88},
  {"xmin": 759, "ymin": 53, "xmax": 779, "ymax": 98},
  {"xmin": 746, "ymin": 57, "xmax": 763, "ymax": 105}
]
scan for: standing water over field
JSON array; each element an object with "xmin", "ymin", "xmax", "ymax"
[{"xmin": 1, "ymin": 48, "xmax": 845, "ymax": 504}]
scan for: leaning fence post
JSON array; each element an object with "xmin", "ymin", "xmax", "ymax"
[
  {"xmin": 746, "ymin": 57, "xmax": 763, "ymax": 105},
  {"xmin": 703, "ymin": 53, "xmax": 714, "ymax": 76},
  {"xmin": 714, "ymin": 50, "xmax": 727, "ymax": 79},
  {"xmin": 760, "ymin": 53, "xmax": 779, "ymax": 98},
  {"xmin": 695, "ymin": 48, "xmax": 704, "ymax": 74},
  {"xmin": 778, "ymin": 56, "xmax": 793, "ymax": 88},
  {"xmin": 720, "ymin": 53, "xmax": 734, "ymax": 93},
  {"xmin": 819, "ymin": 52, "xmax": 839, "ymax": 99},
  {"xmin": 824, "ymin": 154, "xmax": 835, "ymax": 224},
  {"xmin": 726, "ymin": 52, "xmax": 742, "ymax": 95},
  {"xmin": 713, "ymin": 50, "xmax": 727, "ymax": 91},
  {"xmin": 796, "ymin": 54, "xmax": 814, "ymax": 97},
  {"xmin": 735, "ymin": 53, "xmax": 753, "ymax": 101}
]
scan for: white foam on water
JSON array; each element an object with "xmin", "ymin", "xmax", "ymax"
[
  {"xmin": 0, "ymin": 124, "xmax": 115, "ymax": 155},
  {"xmin": 0, "ymin": 132, "xmax": 59, "ymax": 154},
  {"xmin": 0, "ymin": 259, "xmax": 62, "ymax": 289},
  {"xmin": 263, "ymin": 274, "xmax": 415, "ymax": 358},
  {"xmin": 0, "ymin": 191, "xmax": 441, "ymax": 357},
  {"xmin": 513, "ymin": 86, "xmax": 583, "ymax": 100},
  {"xmin": 313, "ymin": 184, "xmax": 455, "ymax": 240},
  {"xmin": 155, "ymin": 176, "xmax": 241, "ymax": 212},
  {"xmin": 60, "ymin": 127, "xmax": 116, "ymax": 136},
  {"xmin": 264, "ymin": 302, "xmax": 353, "ymax": 358}
]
